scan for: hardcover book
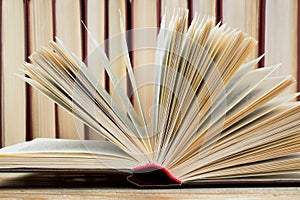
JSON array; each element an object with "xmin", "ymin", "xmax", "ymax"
[{"xmin": 1, "ymin": 9, "xmax": 300, "ymax": 187}]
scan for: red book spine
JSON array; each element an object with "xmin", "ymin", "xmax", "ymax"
[{"xmin": 128, "ymin": 164, "xmax": 182, "ymax": 187}]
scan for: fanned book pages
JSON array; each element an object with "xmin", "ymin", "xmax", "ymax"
[{"xmin": 1, "ymin": 9, "xmax": 300, "ymax": 187}]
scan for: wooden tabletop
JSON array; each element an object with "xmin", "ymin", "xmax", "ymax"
[
  {"xmin": 1, "ymin": 172, "xmax": 300, "ymax": 199},
  {"xmin": 1, "ymin": 187, "xmax": 300, "ymax": 199}
]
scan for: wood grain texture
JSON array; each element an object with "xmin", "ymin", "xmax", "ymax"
[{"xmin": 1, "ymin": 188, "xmax": 300, "ymax": 199}]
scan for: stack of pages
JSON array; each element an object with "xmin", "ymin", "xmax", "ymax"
[{"xmin": 1, "ymin": 9, "xmax": 300, "ymax": 187}]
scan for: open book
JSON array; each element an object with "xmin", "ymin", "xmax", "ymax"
[{"xmin": 1, "ymin": 9, "xmax": 300, "ymax": 187}]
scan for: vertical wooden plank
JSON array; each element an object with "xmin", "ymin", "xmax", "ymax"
[
  {"xmin": 264, "ymin": 0, "xmax": 298, "ymax": 95},
  {"xmin": 28, "ymin": 0, "xmax": 55, "ymax": 139},
  {"xmin": 192, "ymin": 0, "xmax": 216, "ymax": 19},
  {"xmin": 222, "ymin": 0, "xmax": 259, "ymax": 62},
  {"xmin": 55, "ymin": 0, "xmax": 84, "ymax": 139},
  {"xmin": 85, "ymin": 0, "xmax": 105, "ymax": 140},
  {"xmin": 2, "ymin": 0, "xmax": 26, "ymax": 146}
]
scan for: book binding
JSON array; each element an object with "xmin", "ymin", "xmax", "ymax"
[{"xmin": 127, "ymin": 164, "xmax": 182, "ymax": 187}]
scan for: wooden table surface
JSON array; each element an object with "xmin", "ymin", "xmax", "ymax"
[
  {"xmin": 1, "ymin": 187, "xmax": 300, "ymax": 200},
  {"xmin": 1, "ymin": 172, "xmax": 300, "ymax": 199}
]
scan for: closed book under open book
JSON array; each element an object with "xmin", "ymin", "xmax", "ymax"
[{"xmin": 1, "ymin": 9, "xmax": 300, "ymax": 187}]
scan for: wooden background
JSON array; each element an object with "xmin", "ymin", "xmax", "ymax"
[{"xmin": 0, "ymin": 0, "xmax": 299, "ymax": 147}]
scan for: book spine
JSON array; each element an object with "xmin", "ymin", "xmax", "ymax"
[
  {"xmin": 28, "ymin": 0, "xmax": 56, "ymax": 139},
  {"xmin": 264, "ymin": 0, "xmax": 298, "ymax": 95},
  {"xmin": 128, "ymin": 164, "xmax": 182, "ymax": 187},
  {"xmin": 85, "ymin": 0, "xmax": 106, "ymax": 140},
  {"xmin": 132, "ymin": 0, "xmax": 159, "ymax": 127},
  {"xmin": 222, "ymin": 0, "xmax": 259, "ymax": 62},
  {"xmin": 191, "ymin": 0, "xmax": 216, "ymax": 20},
  {"xmin": 1, "ymin": 0, "xmax": 26, "ymax": 146},
  {"xmin": 54, "ymin": 0, "xmax": 84, "ymax": 139},
  {"xmin": 133, "ymin": 164, "xmax": 182, "ymax": 184},
  {"xmin": 108, "ymin": 0, "xmax": 128, "ymax": 112},
  {"xmin": 161, "ymin": 0, "xmax": 188, "ymax": 24}
]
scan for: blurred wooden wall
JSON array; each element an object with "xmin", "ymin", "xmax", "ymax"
[{"xmin": 0, "ymin": 0, "xmax": 299, "ymax": 147}]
